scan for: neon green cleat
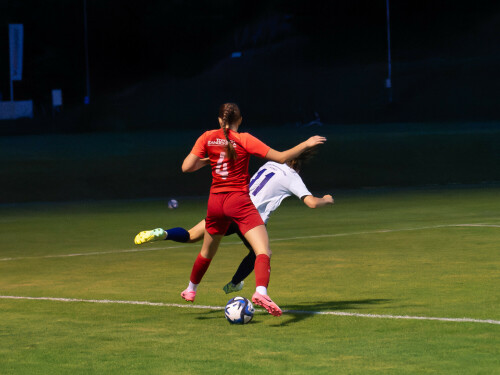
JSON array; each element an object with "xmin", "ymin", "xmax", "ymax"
[
  {"xmin": 134, "ymin": 228, "xmax": 166, "ymax": 244},
  {"xmin": 222, "ymin": 281, "xmax": 244, "ymax": 294}
]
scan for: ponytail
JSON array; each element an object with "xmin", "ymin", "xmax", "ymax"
[
  {"xmin": 222, "ymin": 125, "xmax": 237, "ymax": 160},
  {"xmin": 218, "ymin": 103, "xmax": 240, "ymax": 161}
]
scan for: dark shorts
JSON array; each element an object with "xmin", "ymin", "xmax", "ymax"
[{"xmin": 205, "ymin": 191, "xmax": 264, "ymax": 236}]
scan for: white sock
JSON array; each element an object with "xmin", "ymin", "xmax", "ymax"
[
  {"xmin": 188, "ymin": 281, "xmax": 198, "ymax": 292},
  {"xmin": 256, "ymin": 286, "xmax": 267, "ymax": 295}
]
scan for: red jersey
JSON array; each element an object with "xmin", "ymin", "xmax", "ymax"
[{"xmin": 190, "ymin": 128, "xmax": 270, "ymax": 193}]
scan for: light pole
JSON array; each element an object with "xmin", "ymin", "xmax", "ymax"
[
  {"xmin": 83, "ymin": 0, "xmax": 91, "ymax": 104},
  {"xmin": 385, "ymin": 0, "xmax": 392, "ymax": 103}
]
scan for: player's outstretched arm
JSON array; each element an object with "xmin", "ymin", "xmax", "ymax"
[
  {"xmin": 265, "ymin": 136, "xmax": 326, "ymax": 164},
  {"xmin": 182, "ymin": 154, "xmax": 210, "ymax": 172},
  {"xmin": 302, "ymin": 194, "xmax": 334, "ymax": 208}
]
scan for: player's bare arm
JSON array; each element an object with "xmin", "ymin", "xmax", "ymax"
[
  {"xmin": 302, "ymin": 194, "xmax": 334, "ymax": 208},
  {"xmin": 265, "ymin": 135, "xmax": 326, "ymax": 164},
  {"xmin": 182, "ymin": 154, "xmax": 210, "ymax": 172}
]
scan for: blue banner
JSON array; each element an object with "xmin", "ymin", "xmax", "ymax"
[{"xmin": 9, "ymin": 24, "xmax": 24, "ymax": 81}]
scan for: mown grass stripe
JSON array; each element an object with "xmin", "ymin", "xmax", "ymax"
[{"xmin": 1, "ymin": 223, "xmax": 498, "ymax": 262}]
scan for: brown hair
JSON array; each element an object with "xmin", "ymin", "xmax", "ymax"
[
  {"xmin": 218, "ymin": 103, "xmax": 241, "ymax": 160},
  {"xmin": 286, "ymin": 146, "xmax": 317, "ymax": 172}
]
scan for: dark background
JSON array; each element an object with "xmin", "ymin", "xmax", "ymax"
[
  {"xmin": 1, "ymin": 0, "xmax": 500, "ymax": 134},
  {"xmin": 1, "ymin": 0, "xmax": 499, "ymax": 203}
]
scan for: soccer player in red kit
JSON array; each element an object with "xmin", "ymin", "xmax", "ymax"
[{"xmin": 180, "ymin": 103, "xmax": 326, "ymax": 316}]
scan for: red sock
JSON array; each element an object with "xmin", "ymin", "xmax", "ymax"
[
  {"xmin": 190, "ymin": 253, "xmax": 212, "ymax": 284},
  {"xmin": 254, "ymin": 254, "xmax": 271, "ymax": 288}
]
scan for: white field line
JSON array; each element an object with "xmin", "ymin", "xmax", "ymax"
[
  {"xmin": 268, "ymin": 223, "xmax": 500, "ymax": 242},
  {"xmin": 1, "ymin": 223, "xmax": 499, "ymax": 262},
  {"xmin": 0, "ymin": 244, "xmax": 192, "ymax": 261},
  {"xmin": 1, "ymin": 295, "xmax": 499, "ymax": 326}
]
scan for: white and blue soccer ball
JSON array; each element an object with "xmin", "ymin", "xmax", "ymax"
[
  {"xmin": 225, "ymin": 296, "xmax": 255, "ymax": 324},
  {"xmin": 167, "ymin": 199, "xmax": 178, "ymax": 209}
]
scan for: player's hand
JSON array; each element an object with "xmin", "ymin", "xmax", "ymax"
[
  {"xmin": 305, "ymin": 135, "xmax": 327, "ymax": 148},
  {"xmin": 323, "ymin": 195, "xmax": 334, "ymax": 204},
  {"xmin": 200, "ymin": 157, "xmax": 210, "ymax": 165}
]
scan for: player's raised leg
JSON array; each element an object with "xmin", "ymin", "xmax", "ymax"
[
  {"xmin": 135, "ymin": 220, "xmax": 206, "ymax": 245},
  {"xmin": 134, "ymin": 228, "xmax": 166, "ymax": 244}
]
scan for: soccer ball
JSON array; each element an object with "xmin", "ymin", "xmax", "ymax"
[
  {"xmin": 167, "ymin": 199, "xmax": 178, "ymax": 209},
  {"xmin": 225, "ymin": 296, "xmax": 255, "ymax": 324}
]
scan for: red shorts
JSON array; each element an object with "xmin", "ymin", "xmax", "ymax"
[{"xmin": 205, "ymin": 191, "xmax": 264, "ymax": 236}]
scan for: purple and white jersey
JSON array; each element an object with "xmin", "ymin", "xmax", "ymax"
[{"xmin": 249, "ymin": 161, "xmax": 312, "ymax": 224}]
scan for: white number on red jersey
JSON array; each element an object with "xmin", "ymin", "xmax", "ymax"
[{"xmin": 215, "ymin": 152, "xmax": 228, "ymax": 179}]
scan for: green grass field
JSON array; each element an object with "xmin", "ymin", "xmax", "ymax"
[{"xmin": 1, "ymin": 187, "xmax": 499, "ymax": 374}]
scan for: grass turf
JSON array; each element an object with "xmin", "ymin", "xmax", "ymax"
[{"xmin": 0, "ymin": 187, "xmax": 499, "ymax": 374}]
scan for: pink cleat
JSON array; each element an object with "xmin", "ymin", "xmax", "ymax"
[
  {"xmin": 252, "ymin": 292, "xmax": 282, "ymax": 317},
  {"xmin": 181, "ymin": 289, "xmax": 196, "ymax": 302}
]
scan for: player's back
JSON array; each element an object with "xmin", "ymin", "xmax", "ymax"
[
  {"xmin": 249, "ymin": 162, "xmax": 311, "ymax": 223},
  {"xmin": 191, "ymin": 129, "xmax": 270, "ymax": 193}
]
